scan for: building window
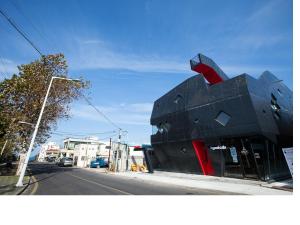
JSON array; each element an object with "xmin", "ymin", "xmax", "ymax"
[
  {"xmin": 270, "ymin": 93, "xmax": 281, "ymax": 120},
  {"xmin": 174, "ymin": 94, "xmax": 183, "ymax": 104},
  {"xmin": 271, "ymin": 93, "xmax": 277, "ymax": 101},
  {"xmin": 215, "ymin": 111, "xmax": 231, "ymax": 126},
  {"xmin": 274, "ymin": 111, "xmax": 281, "ymax": 120},
  {"xmin": 180, "ymin": 147, "xmax": 187, "ymax": 154}
]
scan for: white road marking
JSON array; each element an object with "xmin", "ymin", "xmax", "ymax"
[{"xmin": 67, "ymin": 173, "xmax": 132, "ymax": 195}]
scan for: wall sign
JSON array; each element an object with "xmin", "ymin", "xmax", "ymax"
[
  {"xmin": 230, "ymin": 147, "xmax": 238, "ymax": 163},
  {"xmin": 282, "ymin": 148, "xmax": 293, "ymax": 176},
  {"xmin": 210, "ymin": 145, "xmax": 227, "ymax": 150}
]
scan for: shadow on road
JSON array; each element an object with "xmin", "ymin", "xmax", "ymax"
[{"xmin": 28, "ymin": 162, "xmax": 80, "ymax": 184}]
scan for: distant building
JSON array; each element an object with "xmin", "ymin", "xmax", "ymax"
[
  {"xmin": 63, "ymin": 137, "xmax": 109, "ymax": 167},
  {"xmin": 38, "ymin": 142, "xmax": 60, "ymax": 162},
  {"xmin": 108, "ymin": 143, "xmax": 146, "ymax": 172}
]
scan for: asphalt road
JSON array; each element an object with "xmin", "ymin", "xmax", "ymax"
[{"xmin": 27, "ymin": 162, "xmax": 233, "ymax": 195}]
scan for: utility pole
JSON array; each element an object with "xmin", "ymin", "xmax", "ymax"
[
  {"xmin": 16, "ymin": 76, "xmax": 81, "ymax": 187},
  {"xmin": 85, "ymin": 144, "xmax": 88, "ymax": 168},
  {"xmin": 114, "ymin": 129, "xmax": 122, "ymax": 172},
  {"xmin": 108, "ymin": 138, "xmax": 111, "ymax": 169}
]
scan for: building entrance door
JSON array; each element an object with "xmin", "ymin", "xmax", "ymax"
[
  {"xmin": 239, "ymin": 138, "xmax": 260, "ymax": 180},
  {"xmin": 221, "ymin": 137, "xmax": 266, "ymax": 180}
]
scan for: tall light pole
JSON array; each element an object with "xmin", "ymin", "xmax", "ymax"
[{"xmin": 16, "ymin": 76, "xmax": 81, "ymax": 187}]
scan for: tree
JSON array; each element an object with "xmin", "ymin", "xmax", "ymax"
[{"xmin": 0, "ymin": 54, "xmax": 89, "ymax": 157}]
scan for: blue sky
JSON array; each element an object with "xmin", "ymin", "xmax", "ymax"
[{"xmin": 0, "ymin": 0, "xmax": 293, "ymax": 151}]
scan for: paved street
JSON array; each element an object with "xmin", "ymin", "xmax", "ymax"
[{"xmin": 27, "ymin": 162, "xmax": 235, "ymax": 195}]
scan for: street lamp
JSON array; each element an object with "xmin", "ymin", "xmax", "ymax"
[
  {"xmin": 16, "ymin": 76, "xmax": 81, "ymax": 187},
  {"xmin": 18, "ymin": 121, "xmax": 35, "ymax": 128}
]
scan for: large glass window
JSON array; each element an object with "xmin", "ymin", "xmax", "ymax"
[
  {"xmin": 152, "ymin": 125, "xmax": 159, "ymax": 135},
  {"xmin": 215, "ymin": 111, "xmax": 231, "ymax": 126}
]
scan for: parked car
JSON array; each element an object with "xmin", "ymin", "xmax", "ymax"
[
  {"xmin": 55, "ymin": 157, "xmax": 61, "ymax": 164},
  {"xmin": 45, "ymin": 156, "xmax": 56, "ymax": 162},
  {"xmin": 57, "ymin": 157, "xmax": 73, "ymax": 167},
  {"xmin": 90, "ymin": 157, "xmax": 108, "ymax": 168}
]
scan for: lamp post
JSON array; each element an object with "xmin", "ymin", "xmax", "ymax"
[
  {"xmin": 16, "ymin": 76, "xmax": 81, "ymax": 187},
  {"xmin": 18, "ymin": 121, "xmax": 35, "ymax": 128}
]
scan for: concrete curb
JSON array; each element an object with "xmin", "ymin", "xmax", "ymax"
[
  {"xmin": 28, "ymin": 176, "xmax": 38, "ymax": 195},
  {"xmin": 17, "ymin": 169, "xmax": 34, "ymax": 195},
  {"xmin": 17, "ymin": 176, "xmax": 31, "ymax": 195},
  {"xmin": 81, "ymin": 168, "xmax": 292, "ymax": 195}
]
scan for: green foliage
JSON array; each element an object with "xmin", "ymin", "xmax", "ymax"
[{"xmin": 0, "ymin": 54, "xmax": 89, "ymax": 155}]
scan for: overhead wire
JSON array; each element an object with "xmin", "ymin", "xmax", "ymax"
[
  {"xmin": 0, "ymin": 5, "xmax": 125, "ymax": 140},
  {"xmin": 0, "ymin": 7, "xmax": 43, "ymax": 56},
  {"xmin": 55, "ymin": 130, "xmax": 116, "ymax": 135},
  {"xmin": 8, "ymin": 0, "xmax": 59, "ymax": 54},
  {"xmin": 51, "ymin": 132, "xmax": 118, "ymax": 141},
  {"xmin": 52, "ymin": 130, "xmax": 117, "ymax": 137},
  {"xmin": 80, "ymin": 94, "xmax": 122, "ymax": 131}
]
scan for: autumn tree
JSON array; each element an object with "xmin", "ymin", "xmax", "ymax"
[{"xmin": 0, "ymin": 54, "xmax": 89, "ymax": 157}]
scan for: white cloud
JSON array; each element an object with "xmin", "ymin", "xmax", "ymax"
[
  {"xmin": 0, "ymin": 58, "xmax": 19, "ymax": 79},
  {"xmin": 72, "ymin": 102, "xmax": 153, "ymax": 126},
  {"xmin": 68, "ymin": 38, "xmax": 189, "ymax": 73},
  {"xmin": 221, "ymin": 64, "xmax": 290, "ymax": 77},
  {"xmin": 228, "ymin": 0, "xmax": 290, "ymax": 51},
  {"xmin": 231, "ymin": 34, "xmax": 288, "ymax": 50},
  {"xmin": 246, "ymin": 0, "xmax": 283, "ymax": 23},
  {"xmin": 81, "ymin": 39, "xmax": 105, "ymax": 45}
]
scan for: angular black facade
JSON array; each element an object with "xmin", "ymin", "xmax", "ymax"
[{"xmin": 150, "ymin": 54, "xmax": 292, "ymax": 181}]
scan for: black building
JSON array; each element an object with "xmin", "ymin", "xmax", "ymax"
[{"xmin": 150, "ymin": 53, "xmax": 292, "ymax": 181}]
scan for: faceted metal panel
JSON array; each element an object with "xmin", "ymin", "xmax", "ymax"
[
  {"xmin": 150, "ymin": 54, "xmax": 292, "ymax": 181},
  {"xmin": 215, "ymin": 111, "xmax": 231, "ymax": 126}
]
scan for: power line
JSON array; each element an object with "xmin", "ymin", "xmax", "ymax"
[
  {"xmin": 8, "ymin": 0, "xmax": 58, "ymax": 54},
  {"xmin": 99, "ymin": 133, "xmax": 118, "ymax": 141},
  {"xmin": 51, "ymin": 132, "xmax": 118, "ymax": 141},
  {"xmin": 9, "ymin": 0, "xmax": 47, "ymax": 40},
  {"xmin": 55, "ymin": 130, "xmax": 116, "ymax": 135},
  {"xmin": 52, "ymin": 130, "xmax": 117, "ymax": 136},
  {"xmin": 81, "ymin": 94, "xmax": 122, "ymax": 131},
  {"xmin": 0, "ymin": 7, "xmax": 43, "ymax": 56},
  {"xmin": 0, "ymin": 6, "xmax": 124, "ymax": 139}
]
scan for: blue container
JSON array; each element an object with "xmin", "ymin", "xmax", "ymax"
[{"xmin": 90, "ymin": 157, "xmax": 108, "ymax": 168}]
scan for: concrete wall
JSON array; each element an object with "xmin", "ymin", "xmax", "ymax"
[{"xmin": 73, "ymin": 144, "xmax": 98, "ymax": 167}]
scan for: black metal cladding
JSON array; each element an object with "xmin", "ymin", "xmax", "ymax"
[{"xmin": 150, "ymin": 53, "xmax": 292, "ymax": 181}]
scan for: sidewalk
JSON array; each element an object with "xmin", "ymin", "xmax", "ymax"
[
  {"xmin": 109, "ymin": 171, "xmax": 292, "ymax": 195},
  {"xmin": 0, "ymin": 175, "xmax": 30, "ymax": 195}
]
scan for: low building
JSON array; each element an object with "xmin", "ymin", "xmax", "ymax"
[
  {"xmin": 38, "ymin": 142, "xmax": 60, "ymax": 162},
  {"xmin": 73, "ymin": 143, "xmax": 108, "ymax": 167},
  {"xmin": 108, "ymin": 143, "xmax": 146, "ymax": 172},
  {"xmin": 128, "ymin": 146, "xmax": 144, "ymax": 166},
  {"xmin": 63, "ymin": 137, "xmax": 109, "ymax": 167}
]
